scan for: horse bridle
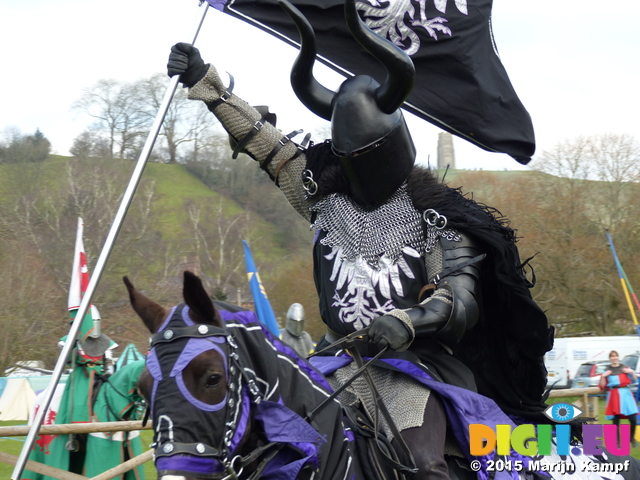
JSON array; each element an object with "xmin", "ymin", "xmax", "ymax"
[
  {"xmin": 147, "ymin": 312, "xmax": 416, "ymax": 480},
  {"xmin": 148, "ymin": 319, "xmax": 279, "ymax": 480}
]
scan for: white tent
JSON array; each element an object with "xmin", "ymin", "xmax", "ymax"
[{"xmin": 0, "ymin": 377, "xmax": 37, "ymax": 421}]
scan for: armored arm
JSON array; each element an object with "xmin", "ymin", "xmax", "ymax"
[
  {"xmin": 189, "ymin": 67, "xmax": 314, "ymax": 220},
  {"xmin": 385, "ymin": 233, "xmax": 483, "ymax": 349},
  {"xmin": 168, "ymin": 43, "xmax": 314, "ymax": 221}
]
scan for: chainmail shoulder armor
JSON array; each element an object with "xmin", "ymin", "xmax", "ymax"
[
  {"xmin": 188, "ymin": 66, "xmax": 314, "ymax": 221},
  {"xmin": 311, "ymin": 184, "xmax": 461, "ymax": 269}
]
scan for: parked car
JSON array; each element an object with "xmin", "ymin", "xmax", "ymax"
[
  {"xmin": 622, "ymin": 352, "xmax": 640, "ymax": 371},
  {"xmin": 570, "ymin": 360, "xmax": 611, "ymax": 389},
  {"xmin": 622, "ymin": 352, "xmax": 640, "ymax": 393},
  {"xmin": 572, "ymin": 356, "xmax": 640, "ymax": 392}
]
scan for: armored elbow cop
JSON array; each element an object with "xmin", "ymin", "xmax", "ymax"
[{"xmin": 388, "ymin": 234, "xmax": 483, "ymax": 347}]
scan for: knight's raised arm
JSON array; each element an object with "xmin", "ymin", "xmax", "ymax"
[{"xmin": 167, "ymin": 43, "xmax": 314, "ymax": 221}]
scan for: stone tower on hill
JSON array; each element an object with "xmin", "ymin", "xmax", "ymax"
[{"xmin": 437, "ymin": 132, "xmax": 455, "ymax": 170}]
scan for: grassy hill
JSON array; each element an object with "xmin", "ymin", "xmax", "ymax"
[{"xmin": 0, "ymin": 155, "xmax": 299, "ymax": 366}]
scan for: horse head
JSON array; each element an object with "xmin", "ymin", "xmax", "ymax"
[
  {"xmin": 126, "ymin": 271, "xmax": 356, "ymax": 480},
  {"xmin": 125, "ymin": 271, "xmax": 251, "ymax": 480}
]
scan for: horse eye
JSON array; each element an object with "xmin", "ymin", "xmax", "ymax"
[{"xmin": 206, "ymin": 374, "xmax": 222, "ymax": 388}]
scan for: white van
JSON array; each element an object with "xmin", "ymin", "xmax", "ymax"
[
  {"xmin": 545, "ymin": 336, "xmax": 640, "ymax": 388},
  {"xmin": 545, "ymin": 338, "xmax": 570, "ymax": 388}
]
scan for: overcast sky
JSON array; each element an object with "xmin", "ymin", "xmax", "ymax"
[{"xmin": 1, "ymin": 0, "xmax": 639, "ymax": 171}]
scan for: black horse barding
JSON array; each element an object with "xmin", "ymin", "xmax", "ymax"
[
  {"xmin": 125, "ymin": 271, "xmax": 355, "ymax": 480},
  {"xmin": 125, "ymin": 272, "xmax": 640, "ymax": 480}
]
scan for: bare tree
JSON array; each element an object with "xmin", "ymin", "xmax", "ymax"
[
  {"xmin": 516, "ymin": 134, "xmax": 640, "ymax": 335},
  {"xmin": 69, "ymin": 127, "xmax": 111, "ymax": 159},
  {"xmin": 138, "ymin": 74, "xmax": 189, "ymax": 163},
  {"xmin": 72, "ymin": 79, "xmax": 151, "ymax": 159},
  {"xmin": 187, "ymin": 102, "xmax": 219, "ymax": 163},
  {"xmin": 131, "ymin": 73, "xmax": 218, "ymax": 163},
  {"xmin": 588, "ymin": 133, "xmax": 640, "ymax": 233},
  {"xmin": 182, "ymin": 196, "xmax": 256, "ymax": 298},
  {"xmin": 0, "ymin": 235, "xmax": 66, "ymax": 374}
]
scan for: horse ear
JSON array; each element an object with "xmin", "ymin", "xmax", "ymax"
[
  {"xmin": 123, "ymin": 276, "xmax": 168, "ymax": 334},
  {"xmin": 183, "ymin": 271, "xmax": 223, "ymax": 327}
]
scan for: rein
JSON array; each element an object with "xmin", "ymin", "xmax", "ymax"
[
  {"xmin": 308, "ymin": 328, "xmax": 418, "ymax": 478},
  {"xmin": 221, "ymin": 444, "xmax": 284, "ymax": 480},
  {"xmin": 227, "ymin": 330, "xmax": 378, "ymax": 479},
  {"xmin": 306, "ymin": 328, "xmax": 383, "ymax": 422}
]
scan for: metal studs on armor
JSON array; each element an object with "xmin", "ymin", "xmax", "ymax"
[
  {"xmin": 229, "ymin": 397, "xmax": 235, "ymax": 409},
  {"xmin": 163, "ymin": 443, "xmax": 174, "ymax": 453},
  {"xmin": 302, "ymin": 169, "xmax": 318, "ymax": 196},
  {"xmin": 198, "ymin": 325, "xmax": 209, "ymax": 335},
  {"xmin": 196, "ymin": 443, "xmax": 206, "ymax": 454},
  {"xmin": 224, "ymin": 429, "xmax": 234, "ymax": 447},
  {"xmin": 248, "ymin": 379, "xmax": 260, "ymax": 398},
  {"xmin": 423, "ymin": 209, "xmax": 448, "ymax": 230},
  {"xmin": 163, "ymin": 330, "xmax": 174, "ymax": 340}
]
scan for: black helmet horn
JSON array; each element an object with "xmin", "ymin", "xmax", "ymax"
[
  {"xmin": 280, "ymin": 0, "xmax": 417, "ymax": 209},
  {"xmin": 344, "ymin": 0, "xmax": 415, "ymax": 114},
  {"xmin": 278, "ymin": 0, "xmax": 334, "ymax": 120}
]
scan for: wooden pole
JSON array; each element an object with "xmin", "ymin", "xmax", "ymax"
[
  {"xmin": 548, "ymin": 386, "xmax": 601, "ymax": 424},
  {"xmin": 0, "ymin": 451, "xmax": 87, "ymax": 480},
  {"xmin": 0, "ymin": 420, "xmax": 151, "ymax": 437},
  {"xmin": 89, "ymin": 450, "xmax": 154, "ymax": 480},
  {"xmin": 547, "ymin": 387, "xmax": 600, "ymax": 397},
  {"xmin": 0, "ymin": 449, "xmax": 154, "ymax": 480}
]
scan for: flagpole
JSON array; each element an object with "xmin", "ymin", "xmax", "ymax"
[
  {"xmin": 606, "ymin": 231, "xmax": 640, "ymax": 337},
  {"xmin": 11, "ymin": 3, "xmax": 210, "ymax": 478}
]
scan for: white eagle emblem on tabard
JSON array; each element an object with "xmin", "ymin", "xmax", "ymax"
[
  {"xmin": 326, "ymin": 245, "xmax": 422, "ymax": 330},
  {"xmin": 311, "ymin": 186, "xmax": 428, "ymax": 330},
  {"xmin": 356, "ymin": 0, "xmax": 469, "ymax": 55}
]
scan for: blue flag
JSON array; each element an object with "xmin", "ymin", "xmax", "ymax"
[{"xmin": 243, "ymin": 240, "xmax": 280, "ymax": 336}]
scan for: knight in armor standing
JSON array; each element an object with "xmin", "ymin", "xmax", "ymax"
[
  {"xmin": 165, "ymin": 0, "xmax": 556, "ymax": 477},
  {"xmin": 280, "ymin": 303, "xmax": 315, "ymax": 358}
]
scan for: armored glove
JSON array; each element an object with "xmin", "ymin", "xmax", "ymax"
[
  {"xmin": 368, "ymin": 315, "xmax": 412, "ymax": 351},
  {"xmin": 167, "ymin": 42, "xmax": 209, "ymax": 88}
]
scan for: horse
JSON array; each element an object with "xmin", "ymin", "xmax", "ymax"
[
  {"xmin": 125, "ymin": 271, "xmax": 357, "ymax": 480},
  {"xmin": 125, "ymin": 271, "xmax": 639, "ymax": 480}
]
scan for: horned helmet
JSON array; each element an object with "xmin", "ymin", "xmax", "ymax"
[{"xmin": 280, "ymin": 0, "xmax": 416, "ymax": 209}]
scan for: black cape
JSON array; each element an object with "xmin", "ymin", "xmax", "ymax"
[{"xmin": 407, "ymin": 167, "xmax": 554, "ymax": 423}]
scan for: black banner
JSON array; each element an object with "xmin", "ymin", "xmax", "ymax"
[{"xmin": 209, "ymin": 0, "xmax": 535, "ymax": 163}]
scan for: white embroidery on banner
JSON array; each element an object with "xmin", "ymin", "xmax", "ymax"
[{"xmin": 356, "ymin": 0, "xmax": 469, "ymax": 54}]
